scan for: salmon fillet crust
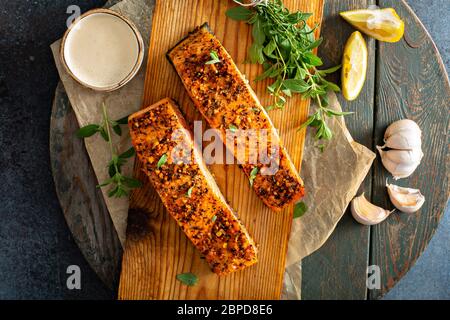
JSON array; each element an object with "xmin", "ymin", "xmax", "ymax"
[
  {"xmin": 128, "ymin": 98, "xmax": 258, "ymax": 275},
  {"xmin": 167, "ymin": 23, "xmax": 305, "ymax": 212}
]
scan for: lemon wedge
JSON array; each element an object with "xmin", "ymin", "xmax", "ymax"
[
  {"xmin": 342, "ymin": 31, "xmax": 368, "ymax": 101},
  {"xmin": 340, "ymin": 8, "xmax": 404, "ymax": 43}
]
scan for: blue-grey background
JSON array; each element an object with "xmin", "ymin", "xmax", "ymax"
[{"xmin": 0, "ymin": 0, "xmax": 448, "ymax": 299}]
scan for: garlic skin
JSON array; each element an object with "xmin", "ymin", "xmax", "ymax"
[
  {"xmin": 384, "ymin": 129, "xmax": 422, "ymax": 149},
  {"xmin": 351, "ymin": 193, "xmax": 393, "ymax": 225},
  {"xmin": 377, "ymin": 119, "xmax": 423, "ymax": 179},
  {"xmin": 380, "ymin": 148, "xmax": 423, "ymax": 164},
  {"xmin": 377, "ymin": 147, "xmax": 422, "ymax": 180},
  {"xmin": 386, "ymin": 183, "xmax": 425, "ymax": 213},
  {"xmin": 384, "ymin": 119, "xmax": 421, "ymax": 140}
]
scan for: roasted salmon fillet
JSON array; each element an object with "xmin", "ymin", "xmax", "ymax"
[
  {"xmin": 128, "ymin": 98, "xmax": 257, "ymax": 275},
  {"xmin": 167, "ymin": 24, "xmax": 305, "ymax": 211}
]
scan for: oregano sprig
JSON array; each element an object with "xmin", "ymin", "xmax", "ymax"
[
  {"xmin": 76, "ymin": 102, "xmax": 142, "ymax": 198},
  {"xmin": 226, "ymin": 0, "xmax": 353, "ymax": 142}
]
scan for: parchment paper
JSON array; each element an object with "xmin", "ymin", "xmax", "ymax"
[
  {"xmin": 281, "ymin": 92, "xmax": 376, "ymax": 299},
  {"xmin": 51, "ymin": 0, "xmax": 154, "ymax": 244},
  {"xmin": 51, "ymin": 0, "xmax": 375, "ymax": 299}
]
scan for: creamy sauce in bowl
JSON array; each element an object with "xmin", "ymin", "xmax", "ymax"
[{"xmin": 62, "ymin": 10, "xmax": 143, "ymax": 91}]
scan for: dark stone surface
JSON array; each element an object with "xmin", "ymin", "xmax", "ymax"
[
  {"xmin": 0, "ymin": 0, "xmax": 448, "ymax": 299},
  {"xmin": 0, "ymin": 0, "xmax": 112, "ymax": 299}
]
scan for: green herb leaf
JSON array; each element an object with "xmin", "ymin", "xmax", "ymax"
[
  {"xmin": 304, "ymin": 52, "xmax": 323, "ymax": 66},
  {"xmin": 294, "ymin": 201, "xmax": 308, "ymax": 218},
  {"xmin": 113, "ymin": 124, "xmax": 122, "ymax": 136},
  {"xmin": 254, "ymin": 65, "xmax": 274, "ymax": 81},
  {"xmin": 176, "ymin": 273, "xmax": 199, "ymax": 286},
  {"xmin": 306, "ymin": 37, "xmax": 323, "ymax": 51},
  {"xmin": 119, "ymin": 147, "xmax": 135, "ymax": 159},
  {"xmin": 157, "ymin": 153, "xmax": 168, "ymax": 169},
  {"xmin": 287, "ymin": 11, "xmax": 312, "ymax": 24},
  {"xmin": 252, "ymin": 17, "xmax": 266, "ymax": 45},
  {"xmin": 263, "ymin": 39, "xmax": 277, "ymax": 57},
  {"xmin": 225, "ymin": 6, "xmax": 253, "ymax": 21},
  {"xmin": 249, "ymin": 43, "xmax": 264, "ymax": 64},
  {"xmin": 324, "ymin": 108, "xmax": 354, "ymax": 117},
  {"xmin": 297, "ymin": 113, "xmax": 316, "ymax": 131},
  {"xmin": 99, "ymin": 127, "xmax": 109, "ymax": 142},
  {"xmin": 283, "ymin": 79, "xmax": 309, "ymax": 93},
  {"xmin": 318, "ymin": 144, "xmax": 325, "ymax": 153},
  {"xmin": 205, "ymin": 50, "xmax": 221, "ymax": 65},
  {"xmin": 228, "ymin": 124, "xmax": 238, "ymax": 133},
  {"xmin": 323, "ymin": 80, "xmax": 341, "ymax": 92},
  {"xmin": 108, "ymin": 186, "xmax": 119, "ymax": 197},
  {"xmin": 122, "ymin": 176, "xmax": 142, "ymax": 188},
  {"xmin": 320, "ymin": 65, "xmax": 342, "ymax": 74},
  {"xmin": 115, "ymin": 115, "xmax": 129, "ymax": 125},
  {"xmin": 97, "ymin": 177, "xmax": 114, "ymax": 188},
  {"xmin": 186, "ymin": 186, "xmax": 194, "ymax": 198},
  {"xmin": 322, "ymin": 124, "xmax": 333, "ymax": 140},
  {"xmin": 249, "ymin": 167, "xmax": 259, "ymax": 187},
  {"xmin": 295, "ymin": 68, "xmax": 307, "ymax": 80},
  {"xmin": 267, "ymin": 78, "xmax": 281, "ymax": 93},
  {"xmin": 76, "ymin": 124, "xmax": 99, "ymax": 138},
  {"xmin": 212, "ymin": 215, "xmax": 217, "ymax": 223},
  {"xmin": 282, "ymin": 88, "xmax": 292, "ymax": 97}
]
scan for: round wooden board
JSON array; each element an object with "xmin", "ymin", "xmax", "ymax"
[
  {"xmin": 50, "ymin": 0, "xmax": 449, "ymax": 298},
  {"xmin": 50, "ymin": 82, "xmax": 122, "ymax": 289}
]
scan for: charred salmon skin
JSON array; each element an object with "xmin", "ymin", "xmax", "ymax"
[
  {"xmin": 128, "ymin": 98, "xmax": 257, "ymax": 275},
  {"xmin": 167, "ymin": 24, "xmax": 305, "ymax": 211}
]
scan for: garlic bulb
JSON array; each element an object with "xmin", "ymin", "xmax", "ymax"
[
  {"xmin": 386, "ymin": 183, "xmax": 425, "ymax": 213},
  {"xmin": 384, "ymin": 119, "xmax": 421, "ymax": 139},
  {"xmin": 384, "ymin": 129, "xmax": 422, "ymax": 149},
  {"xmin": 378, "ymin": 148, "xmax": 423, "ymax": 164},
  {"xmin": 351, "ymin": 193, "xmax": 393, "ymax": 225},
  {"xmin": 377, "ymin": 119, "xmax": 423, "ymax": 179},
  {"xmin": 376, "ymin": 147, "xmax": 423, "ymax": 180}
]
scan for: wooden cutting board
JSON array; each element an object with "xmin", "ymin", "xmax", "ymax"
[{"xmin": 118, "ymin": 0, "xmax": 324, "ymax": 300}]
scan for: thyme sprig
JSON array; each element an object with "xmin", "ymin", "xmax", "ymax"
[
  {"xmin": 76, "ymin": 102, "xmax": 142, "ymax": 198},
  {"xmin": 226, "ymin": 0, "xmax": 352, "ymax": 141}
]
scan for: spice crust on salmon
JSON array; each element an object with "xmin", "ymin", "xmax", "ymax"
[
  {"xmin": 128, "ymin": 98, "xmax": 258, "ymax": 275},
  {"xmin": 167, "ymin": 24, "xmax": 305, "ymax": 211}
]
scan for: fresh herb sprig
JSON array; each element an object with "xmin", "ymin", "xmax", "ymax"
[
  {"xmin": 76, "ymin": 102, "xmax": 142, "ymax": 198},
  {"xmin": 76, "ymin": 113, "xmax": 128, "ymax": 140},
  {"xmin": 226, "ymin": 0, "xmax": 352, "ymax": 141}
]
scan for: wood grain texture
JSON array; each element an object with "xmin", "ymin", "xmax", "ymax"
[
  {"xmin": 50, "ymin": 82, "xmax": 122, "ymax": 289},
  {"xmin": 369, "ymin": 0, "xmax": 450, "ymax": 299},
  {"xmin": 118, "ymin": 0, "xmax": 324, "ymax": 300},
  {"xmin": 49, "ymin": 0, "xmax": 450, "ymax": 300},
  {"xmin": 302, "ymin": 0, "xmax": 376, "ymax": 300}
]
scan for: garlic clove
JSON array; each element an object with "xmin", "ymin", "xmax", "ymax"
[
  {"xmin": 351, "ymin": 193, "xmax": 393, "ymax": 225},
  {"xmin": 378, "ymin": 153, "xmax": 420, "ymax": 179},
  {"xmin": 378, "ymin": 119, "xmax": 423, "ymax": 179},
  {"xmin": 384, "ymin": 119, "xmax": 421, "ymax": 141},
  {"xmin": 383, "ymin": 129, "xmax": 422, "ymax": 150},
  {"xmin": 382, "ymin": 148, "xmax": 424, "ymax": 164},
  {"xmin": 386, "ymin": 183, "xmax": 425, "ymax": 213}
]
